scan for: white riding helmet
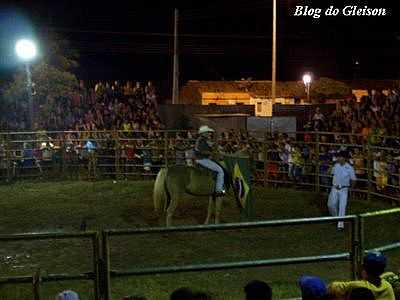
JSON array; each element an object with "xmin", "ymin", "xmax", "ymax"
[{"xmin": 198, "ymin": 125, "xmax": 214, "ymax": 135}]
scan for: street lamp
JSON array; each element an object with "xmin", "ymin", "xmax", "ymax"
[
  {"xmin": 302, "ymin": 73, "xmax": 312, "ymax": 103},
  {"xmin": 15, "ymin": 39, "xmax": 37, "ymax": 130}
]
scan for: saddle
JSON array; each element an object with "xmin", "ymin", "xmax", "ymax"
[{"xmin": 185, "ymin": 161, "xmax": 228, "ymax": 196}]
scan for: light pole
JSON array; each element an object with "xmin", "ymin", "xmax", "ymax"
[
  {"xmin": 15, "ymin": 39, "xmax": 37, "ymax": 130},
  {"xmin": 302, "ymin": 73, "xmax": 312, "ymax": 103},
  {"xmin": 271, "ymin": 0, "xmax": 277, "ymax": 104}
]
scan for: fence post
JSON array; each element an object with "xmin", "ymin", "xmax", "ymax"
[
  {"xmin": 366, "ymin": 140, "xmax": 372, "ymax": 202},
  {"xmin": 92, "ymin": 232, "xmax": 101, "ymax": 300},
  {"xmin": 357, "ymin": 215, "xmax": 365, "ymax": 277},
  {"xmin": 350, "ymin": 216, "xmax": 359, "ymax": 279},
  {"xmin": 164, "ymin": 131, "xmax": 169, "ymax": 167},
  {"xmin": 263, "ymin": 132, "xmax": 268, "ymax": 187},
  {"xmin": 114, "ymin": 130, "xmax": 121, "ymax": 180},
  {"xmin": 102, "ymin": 231, "xmax": 111, "ymax": 300},
  {"xmin": 5, "ymin": 133, "xmax": 11, "ymax": 182},
  {"xmin": 315, "ymin": 132, "xmax": 320, "ymax": 193},
  {"xmin": 32, "ymin": 269, "xmax": 41, "ymax": 300},
  {"xmin": 60, "ymin": 133, "xmax": 66, "ymax": 179}
]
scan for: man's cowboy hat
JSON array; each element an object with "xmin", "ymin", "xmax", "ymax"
[{"xmin": 198, "ymin": 125, "xmax": 214, "ymax": 134}]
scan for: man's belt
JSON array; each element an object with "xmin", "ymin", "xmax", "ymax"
[{"xmin": 334, "ymin": 185, "xmax": 350, "ymax": 190}]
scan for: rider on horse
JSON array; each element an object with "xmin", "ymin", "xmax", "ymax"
[{"xmin": 194, "ymin": 125, "xmax": 226, "ymax": 197}]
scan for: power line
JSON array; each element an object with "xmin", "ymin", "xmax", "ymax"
[{"xmin": 45, "ymin": 27, "xmax": 272, "ymax": 40}]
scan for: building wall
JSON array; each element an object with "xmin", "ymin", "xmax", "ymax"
[{"xmin": 159, "ymin": 104, "xmax": 254, "ymax": 129}]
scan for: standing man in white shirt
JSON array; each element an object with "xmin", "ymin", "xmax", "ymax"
[{"xmin": 327, "ymin": 151, "xmax": 357, "ymax": 230}]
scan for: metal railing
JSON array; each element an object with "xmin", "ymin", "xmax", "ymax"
[
  {"xmin": 102, "ymin": 215, "xmax": 357, "ymax": 300},
  {"xmin": 1, "ymin": 208, "xmax": 399, "ymax": 300},
  {"xmin": 0, "ymin": 231, "xmax": 101, "ymax": 300}
]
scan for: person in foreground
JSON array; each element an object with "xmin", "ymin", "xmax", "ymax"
[
  {"xmin": 56, "ymin": 290, "xmax": 80, "ymax": 300},
  {"xmin": 244, "ymin": 280, "xmax": 272, "ymax": 300},
  {"xmin": 329, "ymin": 251, "xmax": 395, "ymax": 300},
  {"xmin": 299, "ymin": 275, "xmax": 328, "ymax": 300},
  {"xmin": 347, "ymin": 287, "xmax": 375, "ymax": 300}
]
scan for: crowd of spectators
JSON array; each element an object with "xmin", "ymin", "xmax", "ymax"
[
  {"xmin": 1, "ymin": 80, "xmax": 163, "ymax": 132},
  {"xmin": 56, "ymin": 252, "xmax": 399, "ymax": 300},
  {"xmin": 1, "ymin": 86, "xmax": 399, "ymax": 196},
  {"xmin": 169, "ymin": 128, "xmax": 400, "ymax": 198},
  {"xmin": 309, "ymin": 89, "xmax": 400, "ymax": 139},
  {"xmin": 1, "ymin": 125, "xmax": 399, "ymax": 197}
]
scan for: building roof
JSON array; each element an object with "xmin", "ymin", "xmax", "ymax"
[{"xmin": 179, "ymin": 80, "xmax": 305, "ymax": 104}]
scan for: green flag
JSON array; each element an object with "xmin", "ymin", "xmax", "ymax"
[{"xmin": 223, "ymin": 154, "xmax": 255, "ymax": 221}]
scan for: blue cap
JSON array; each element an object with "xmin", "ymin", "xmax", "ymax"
[
  {"xmin": 299, "ymin": 276, "xmax": 327, "ymax": 299},
  {"xmin": 364, "ymin": 251, "xmax": 386, "ymax": 266}
]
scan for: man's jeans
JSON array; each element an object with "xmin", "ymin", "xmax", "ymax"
[{"xmin": 195, "ymin": 158, "xmax": 224, "ymax": 192}]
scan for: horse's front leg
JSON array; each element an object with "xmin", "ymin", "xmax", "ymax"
[
  {"xmin": 166, "ymin": 197, "xmax": 178, "ymax": 227},
  {"xmin": 215, "ymin": 197, "xmax": 223, "ymax": 224},
  {"xmin": 204, "ymin": 196, "xmax": 215, "ymax": 225}
]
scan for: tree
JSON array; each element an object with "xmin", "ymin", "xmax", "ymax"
[
  {"xmin": 1, "ymin": 34, "xmax": 79, "ymax": 129},
  {"xmin": 311, "ymin": 77, "xmax": 351, "ymax": 102}
]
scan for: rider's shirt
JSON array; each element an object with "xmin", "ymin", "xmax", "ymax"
[{"xmin": 195, "ymin": 137, "xmax": 212, "ymax": 159}]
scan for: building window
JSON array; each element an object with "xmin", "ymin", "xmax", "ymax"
[{"xmin": 257, "ymin": 102, "xmax": 262, "ymax": 113}]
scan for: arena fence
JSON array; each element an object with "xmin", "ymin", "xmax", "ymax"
[
  {"xmin": 0, "ymin": 231, "xmax": 101, "ymax": 300},
  {"xmin": 1, "ymin": 208, "xmax": 399, "ymax": 300},
  {"xmin": 0, "ymin": 130, "xmax": 398, "ymax": 205}
]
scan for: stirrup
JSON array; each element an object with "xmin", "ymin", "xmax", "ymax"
[{"xmin": 214, "ymin": 190, "xmax": 226, "ymax": 197}]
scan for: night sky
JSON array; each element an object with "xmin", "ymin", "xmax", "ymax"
[{"xmin": 0, "ymin": 0, "xmax": 399, "ymax": 83}]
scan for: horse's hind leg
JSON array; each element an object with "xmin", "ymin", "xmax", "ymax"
[
  {"xmin": 204, "ymin": 197, "xmax": 215, "ymax": 225},
  {"xmin": 215, "ymin": 197, "xmax": 223, "ymax": 224}
]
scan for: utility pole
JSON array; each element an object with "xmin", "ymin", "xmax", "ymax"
[
  {"xmin": 172, "ymin": 8, "xmax": 179, "ymax": 104},
  {"xmin": 271, "ymin": 0, "xmax": 277, "ymax": 104},
  {"xmin": 26, "ymin": 63, "xmax": 34, "ymax": 130}
]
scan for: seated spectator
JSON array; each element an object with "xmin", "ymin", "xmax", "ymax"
[
  {"xmin": 381, "ymin": 272, "xmax": 400, "ymax": 300},
  {"xmin": 56, "ymin": 290, "xmax": 80, "ymax": 300},
  {"xmin": 299, "ymin": 276, "xmax": 328, "ymax": 300},
  {"xmin": 348, "ymin": 287, "xmax": 375, "ymax": 300},
  {"xmin": 244, "ymin": 280, "xmax": 272, "ymax": 300},
  {"xmin": 170, "ymin": 287, "xmax": 194, "ymax": 300},
  {"xmin": 329, "ymin": 252, "xmax": 395, "ymax": 300}
]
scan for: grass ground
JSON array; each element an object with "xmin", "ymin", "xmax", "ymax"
[{"xmin": 0, "ymin": 180, "xmax": 399, "ymax": 300}]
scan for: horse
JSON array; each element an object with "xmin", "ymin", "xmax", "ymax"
[{"xmin": 153, "ymin": 156, "xmax": 246, "ymax": 226}]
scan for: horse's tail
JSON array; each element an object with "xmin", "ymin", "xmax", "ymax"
[{"xmin": 153, "ymin": 168, "xmax": 169, "ymax": 212}]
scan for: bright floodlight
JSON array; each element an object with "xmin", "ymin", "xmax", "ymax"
[
  {"xmin": 302, "ymin": 73, "xmax": 312, "ymax": 85},
  {"xmin": 15, "ymin": 39, "xmax": 37, "ymax": 61}
]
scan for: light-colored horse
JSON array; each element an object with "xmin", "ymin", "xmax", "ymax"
[{"xmin": 153, "ymin": 161, "xmax": 240, "ymax": 226}]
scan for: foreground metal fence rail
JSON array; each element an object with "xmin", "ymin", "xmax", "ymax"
[
  {"xmin": 102, "ymin": 215, "xmax": 357, "ymax": 300},
  {"xmin": 0, "ymin": 231, "xmax": 101, "ymax": 300},
  {"xmin": 1, "ymin": 209, "xmax": 399, "ymax": 300}
]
